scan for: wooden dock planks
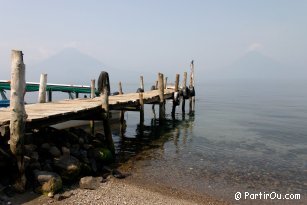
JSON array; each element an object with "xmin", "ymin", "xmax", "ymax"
[{"xmin": 0, "ymin": 88, "xmax": 174, "ymax": 127}]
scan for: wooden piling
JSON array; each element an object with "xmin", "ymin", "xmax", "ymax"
[
  {"xmin": 189, "ymin": 60, "xmax": 195, "ymax": 114},
  {"xmin": 38, "ymin": 74, "xmax": 47, "ymax": 103},
  {"xmin": 9, "ymin": 50, "xmax": 27, "ymax": 192},
  {"xmin": 139, "ymin": 92, "xmax": 144, "ymax": 126},
  {"xmin": 164, "ymin": 77, "xmax": 168, "ymax": 89},
  {"xmin": 119, "ymin": 81, "xmax": 123, "ymax": 95},
  {"xmin": 172, "ymin": 74, "xmax": 180, "ymax": 118},
  {"xmin": 91, "ymin": 79, "xmax": 95, "ymax": 98},
  {"xmin": 182, "ymin": 71, "xmax": 187, "ymax": 113},
  {"xmin": 90, "ymin": 79, "xmax": 95, "ymax": 135},
  {"xmin": 119, "ymin": 81, "xmax": 125, "ymax": 136},
  {"xmin": 48, "ymin": 90, "xmax": 52, "ymax": 102},
  {"xmin": 99, "ymin": 72, "xmax": 115, "ymax": 154},
  {"xmin": 140, "ymin": 76, "xmax": 144, "ymax": 92},
  {"xmin": 158, "ymin": 73, "xmax": 165, "ymax": 121}
]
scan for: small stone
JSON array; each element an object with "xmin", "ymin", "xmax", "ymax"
[
  {"xmin": 61, "ymin": 147, "xmax": 70, "ymax": 156},
  {"xmin": 24, "ymin": 144, "xmax": 37, "ymax": 155},
  {"xmin": 30, "ymin": 151, "xmax": 39, "ymax": 161},
  {"xmin": 49, "ymin": 146, "xmax": 61, "ymax": 158},
  {"xmin": 41, "ymin": 143, "xmax": 51, "ymax": 150},
  {"xmin": 42, "ymin": 177, "xmax": 62, "ymax": 195},
  {"xmin": 34, "ymin": 170, "xmax": 61, "ymax": 185},
  {"xmin": 47, "ymin": 192, "xmax": 54, "ymax": 198},
  {"xmin": 79, "ymin": 176, "xmax": 103, "ymax": 190}
]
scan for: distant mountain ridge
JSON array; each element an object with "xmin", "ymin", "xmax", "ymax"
[
  {"xmin": 28, "ymin": 48, "xmax": 104, "ymax": 85},
  {"xmin": 27, "ymin": 48, "xmax": 146, "ymax": 90}
]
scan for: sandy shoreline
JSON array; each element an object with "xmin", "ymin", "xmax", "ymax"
[{"xmin": 10, "ymin": 177, "xmax": 227, "ymax": 205}]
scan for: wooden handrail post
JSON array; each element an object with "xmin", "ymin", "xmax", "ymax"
[
  {"xmin": 9, "ymin": 50, "xmax": 27, "ymax": 192},
  {"xmin": 38, "ymin": 73, "xmax": 47, "ymax": 103}
]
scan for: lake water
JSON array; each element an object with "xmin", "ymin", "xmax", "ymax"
[{"xmin": 110, "ymin": 79, "xmax": 307, "ymax": 204}]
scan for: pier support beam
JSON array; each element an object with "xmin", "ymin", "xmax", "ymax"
[
  {"xmin": 189, "ymin": 60, "xmax": 195, "ymax": 114},
  {"xmin": 90, "ymin": 79, "xmax": 95, "ymax": 135},
  {"xmin": 172, "ymin": 74, "xmax": 180, "ymax": 119},
  {"xmin": 9, "ymin": 50, "xmax": 27, "ymax": 192},
  {"xmin": 158, "ymin": 73, "xmax": 165, "ymax": 121},
  {"xmin": 118, "ymin": 81, "xmax": 125, "ymax": 137},
  {"xmin": 38, "ymin": 74, "xmax": 47, "ymax": 103},
  {"xmin": 48, "ymin": 90, "xmax": 52, "ymax": 102},
  {"xmin": 182, "ymin": 71, "xmax": 187, "ymax": 114},
  {"xmin": 98, "ymin": 71, "xmax": 115, "ymax": 154},
  {"xmin": 139, "ymin": 92, "xmax": 144, "ymax": 126}
]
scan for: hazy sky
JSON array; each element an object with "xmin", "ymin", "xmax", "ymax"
[{"xmin": 1, "ymin": 0, "xmax": 306, "ymax": 81}]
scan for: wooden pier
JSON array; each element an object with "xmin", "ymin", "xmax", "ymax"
[
  {"xmin": 0, "ymin": 50, "xmax": 195, "ymax": 192},
  {"xmin": 0, "ymin": 88, "xmax": 175, "ymax": 128}
]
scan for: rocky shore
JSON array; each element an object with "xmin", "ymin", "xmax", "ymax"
[{"xmin": 0, "ymin": 126, "xmax": 119, "ymax": 203}]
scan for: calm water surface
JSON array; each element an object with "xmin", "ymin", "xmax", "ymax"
[{"xmin": 112, "ymin": 80, "xmax": 307, "ymax": 203}]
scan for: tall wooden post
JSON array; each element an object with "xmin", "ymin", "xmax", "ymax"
[
  {"xmin": 158, "ymin": 73, "xmax": 165, "ymax": 121},
  {"xmin": 119, "ymin": 81, "xmax": 123, "ymax": 95},
  {"xmin": 38, "ymin": 74, "xmax": 47, "ymax": 103},
  {"xmin": 182, "ymin": 71, "xmax": 187, "ymax": 113},
  {"xmin": 164, "ymin": 77, "xmax": 168, "ymax": 89},
  {"xmin": 90, "ymin": 79, "xmax": 95, "ymax": 135},
  {"xmin": 98, "ymin": 72, "xmax": 115, "ymax": 154},
  {"xmin": 189, "ymin": 60, "xmax": 195, "ymax": 114},
  {"xmin": 172, "ymin": 74, "xmax": 180, "ymax": 119},
  {"xmin": 140, "ymin": 76, "xmax": 144, "ymax": 92},
  {"xmin": 9, "ymin": 50, "xmax": 27, "ymax": 192}
]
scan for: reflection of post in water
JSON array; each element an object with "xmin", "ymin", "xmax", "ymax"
[
  {"xmin": 118, "ymin": 81, "xmax": 126, "ymax": 137},
  {"xmin": 119, "ymin": 111, "xmax": 126, "ymax": 138},
  {"xmin": 173, "ymin": 127, "xmax": 180, "ymax": 154},
  {"xmin": 171, "ymin": 74, "xmax": 180, "ymax": 119}
]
